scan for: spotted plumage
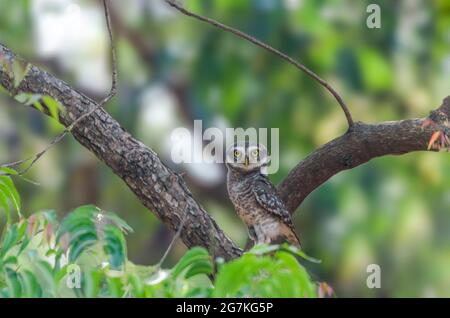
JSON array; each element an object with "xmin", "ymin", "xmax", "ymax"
[{"xmin": 226, "ymin": 142, "xmax": 301, "ymax": 248}]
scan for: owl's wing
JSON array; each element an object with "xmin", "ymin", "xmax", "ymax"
[{"xmin": 252, "ymin": 177, "xmax": 292, "ymax": 225}]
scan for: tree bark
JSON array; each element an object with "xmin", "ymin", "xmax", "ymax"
[
  {"xmin": 0, "ymin": 43, "xmax": 242, "ymax": 260},
  {"xmin": 278, "ymin": 99, "xmax": 450, "ymax": 213}
]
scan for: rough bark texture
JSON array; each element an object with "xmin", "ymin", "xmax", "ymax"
[
  {"xmin": 0, "ymin": 43, "xmax": 242, "ymax": 260},
  {"xmin": 1, "ymin": 41, "xmax": 449, "ymax": 261},
  {"xmin": 278, "ymin": 98, "xmax": 450, "ymax": 213}
]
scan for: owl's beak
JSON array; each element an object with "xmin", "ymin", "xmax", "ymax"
[{"xmin": 244, "ymin": 156, "xmax": 249, "ymax": 166}]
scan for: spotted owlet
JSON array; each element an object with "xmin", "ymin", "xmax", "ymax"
[{"xmin": 225, "ymin": 142, "xmax": 301, "ymax": 248}]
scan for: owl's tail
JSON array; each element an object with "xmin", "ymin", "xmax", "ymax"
[{"xmin": 283, "ymin": 224, "xmax": 302, "ymax": 249}]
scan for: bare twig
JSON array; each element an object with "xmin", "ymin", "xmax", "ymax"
[
  {"xmin": 0, "ymin": 0, "xmax": 117, "ymax": 176},
  {"xmin": 2, "ymin": 130, "xmax": 68, "ymax": 176},
  {"xmin": 164, "ymin": 0, "xmax": 354, "ymax": 128},
  {"xmin": 156, "ymin": 204, "xmax": 189, "ymax": 268},
  {"xmin": 67, "ymin": 0, "xmax": 118, "ymax": 129}
]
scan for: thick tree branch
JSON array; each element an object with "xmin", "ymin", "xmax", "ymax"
[
  {"xmin": 278, "ymin": 97, "xmax": 450, "ymax": 213},
  {"xmin": 0, "ymin": 43, "xmax": 242, "ymax": 260}
]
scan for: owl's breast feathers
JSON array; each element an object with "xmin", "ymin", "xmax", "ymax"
[
  {"xmin": 226, "ymin": 159, "xmax": 301, "ymax": 247},
  {"xmin": 226, "ymin": 170, "xmax": 258, "ymax": 224},
  {"xmin": 227, "ymin": 170, "xmax": 295, "ymax": 227}
]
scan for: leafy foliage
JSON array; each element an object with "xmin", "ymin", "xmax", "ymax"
[
  {"xmin": 214, "ymin": 248, "xmax": 317, "ymax": 297},
  {"xmin": 0, "ymin": 52, "xmax": 63, "ymax": 121},
  {"xmin": 13, "ymin": 93, "xmax": 63, "ymax": 121},
  {"xmin": 0, "ymin": 167, "xmax": 21, "ymax": 223},
  {"xmin": 0, "ymin": 174, "xmax": 322, "ymax": 298}
]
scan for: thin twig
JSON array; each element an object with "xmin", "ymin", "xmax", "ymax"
[
  {"xmin": 10, "ymin": 131, "xmax": 67, "ymax": 176},
  {"xmin": 67, "ymin": 0, "xmax": 118, "ymax": 130},
  {"xmin": 164, "ymin": 0, "xmax": 354, "ymax": 127},
  {"xmin": 0, "ymin": 0, "xmax": 117, "ymax": 176},
  {"xmin": 156, "ymin": 205, "xmax": 189, "ymax": 268}
]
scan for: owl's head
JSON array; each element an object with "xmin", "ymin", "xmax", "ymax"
[{"xmin": 225, "ymin": 142, "xmax": 269, "ymax": 173}]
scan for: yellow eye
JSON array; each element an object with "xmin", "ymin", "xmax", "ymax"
[
  {"xmin": 233, "ymin": 150, "xmax": 241, "ymax": 158},
  {"xmin": 251, "ymin": 149, "xmax": 259, "ymax": 157}
]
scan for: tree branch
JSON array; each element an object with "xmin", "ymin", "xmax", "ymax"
[
  {"xmin": 278, "ymin": 97, "xmax": 450, "ymax": 213},
  {"xmin": 107, "ymin": 2, "xmax": 230, "ymax": 202},
  {"xmin": 0, "ymin": 43, "xmax": 242, "ymax": 260},
  {"xmin": 2, "ymin": 2, "xmax": 448, "ymax": 261},
  {"xmin": 164, "ymin": 0, "xmax": 354, "ymax": 128},
  {"xmin": 163, "ymin": 1, "xmax": 450, "ymax": 216}
]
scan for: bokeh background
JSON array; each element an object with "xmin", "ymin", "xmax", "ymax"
[{"xmin": 1, "ymin": 0, "xmax": 450, "ymax": 297}]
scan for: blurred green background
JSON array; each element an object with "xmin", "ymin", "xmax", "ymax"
[{"xmin": 1, "ymin": 0, "xmax": 450, "ymax": 297}]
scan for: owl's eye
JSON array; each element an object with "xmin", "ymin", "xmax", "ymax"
[
  {"xmin": 251, "ymin": 149, "xmax": 259, "ymax": 157},
  {"xmin": 233, "ymin": 150, "xmax": 241, "ymax": 158}
]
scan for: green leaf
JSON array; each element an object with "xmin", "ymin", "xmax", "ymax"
[
  {"xmin": 57, "ymin": 205, "xmax": 99, "ymax": 261},
  {"xmin": 68, "ymin": 232, "xmax": 98, "ymax": 262},
  {"xmin": 0, "ymin": 188, "xmax": 11, "ymax": 224},
  {"xmin": 0, "ymin": 167, "xmax": 18, "ymax": 176},
  {"xmin": 0, "ymin": 224, "xmax": 19, "ymax": 257},
  {"xmin": 103, "ymin": 225, "xmax": 127, "ymax": 270},
  {"xmin": 33, "ymin": 100, "xmax": 45, "ymax": 113},
  {"xmin": 248, "ymin": 243, "xmax": 280, "ymax": 255},
  {"xmin": 13, "ymin": 93, "xmax": 63, "ymax": 123},
  {"xmin": 103, "ymin": 212, "xmax": 133, "ymax": 233},
  {"xmin": 19, "ymin": 270, "xmax": 42, "ymax": 297},
  {"xmin": 280, "ymin": 244, "xmax": 322, "ymax": 264},
  {"xmin": 14, "ymin": 92, "xmax": 41, "ymax": 106},
  {"xmin": 16, "ymin": 219, "xmax": 27, "ymax": 238},
  {"xmin": 184, "ymin": 259, "xmax": 213, "ymax": 279},
  {"xmin": 4, "ymin": 267, "xmax": 21, "ymax": 297},
  {"xmin": 41, "ymin": 95, "xmax": 63, "ymax": 121},
  {"xmin": 56, "ymin": 205, "xmax": 134, "ymax": 266},
  {"xmin": 106, "ymin": 276, "xmax": 124, "ymax": 297},
  {"xmin": 249, "ymin": 243, "xmax": 321, "ymax": 264},
  {"xmin": 276, "ymin": 251, "xmax": 317, "ymax": 297},
  {"xmin": 128, "ymin": 273, "xmax": 144, "ymax": 297},
  {"xmin": 31, "ymin": 260, "xmax": 57, "ymax": 297},
  {"xmin": 172, "ymin": 247, "xmax": 211, "ymax": 279},
  {"xmin": 84, "ymin": 269, "xmax": 103, "ymax": 298},
  {"xmin": 213, "ymin": 253, "xmax": 269, "ymax": 297},
  {"xmin": 0, "ymin": 175, "xmax": 21, "ymax": 216},
  {"xmin": 213, "ymin": 249, "xmax": 317, "ymax": 298},
  {"xmin": 54, "ymin": 264, "xmax": 69, "ymax": 284},
  {"xmin": 11, "ymin": 59, "xmax": 31, "ymax": 88},
  {"xmin": 2, "ymin": 256, "xmax": 18, "ymax": 266},
  {"xmin": 17, "ymin": 237, "xmax": 30, "ymax": 255}
]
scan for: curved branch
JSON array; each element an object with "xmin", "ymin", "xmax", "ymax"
[
  {"xmin": 0, "ymin": 43, "xmax": 242, "ymax": 260},
  {"xmin": 164, "ymin": 0, "xmax": 354, "ymax": 128},
  {"xmin": 278, "ymin": 97, "xmax": 450, "ymax": 213}
]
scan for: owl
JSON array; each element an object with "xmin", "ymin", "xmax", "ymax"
[{"xmin": 225, "ymin": 142, "xmax": 301, "ymax": 248}]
